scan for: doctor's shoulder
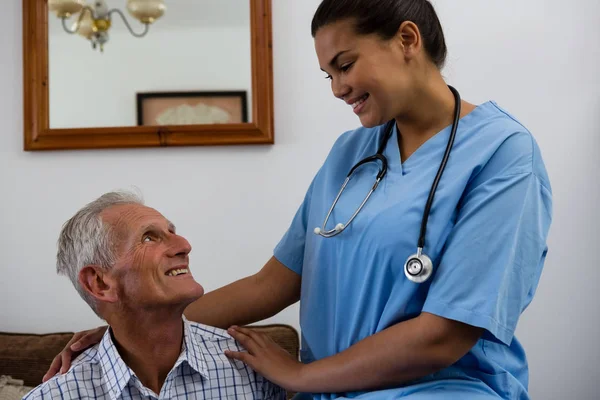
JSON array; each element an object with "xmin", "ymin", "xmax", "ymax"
[{"xmin": 471, "ymin": 101, "xmax": 552, "ymax": 189}]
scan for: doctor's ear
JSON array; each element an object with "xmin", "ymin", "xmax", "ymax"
[
  {"xmin": 78, "ymin": 266, "xmax": 119, "ymax": 304},
  {"xmin": 395, "ymin": 21, "xmax": 422, "ymax": 59}
]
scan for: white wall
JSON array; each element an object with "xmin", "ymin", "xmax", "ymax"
[
  {"xmin": 48, "ymin": 26, "xmax": 252, "ymax": 127},
  {"xmin": 1, "ymin": 1, "xmax": 598, "ymax": 399}
]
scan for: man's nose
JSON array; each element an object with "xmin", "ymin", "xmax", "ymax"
[{"xmin": 168, "ymin": 234, "xmax": 192, "ymax": 257}]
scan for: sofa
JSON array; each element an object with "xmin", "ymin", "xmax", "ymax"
[{"xmin": 0, "ymin": 324, "xmax": 300, "ymax": 399}]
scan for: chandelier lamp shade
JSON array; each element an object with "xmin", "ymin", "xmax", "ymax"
[{"xmin": 47, "ymin": 0, "xmax": 166, "ymax": 52}]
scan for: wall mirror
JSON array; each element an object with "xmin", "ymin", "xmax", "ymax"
[{"xmin": 23, "ymin": 0, "xmax": 273, "ymax": 150}]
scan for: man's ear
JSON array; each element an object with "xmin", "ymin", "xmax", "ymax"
[{"xmin": 79, "ymin": 266, "xmax": 118, "ymax": 304}]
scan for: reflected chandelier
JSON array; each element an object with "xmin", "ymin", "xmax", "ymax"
[{"xmin": 48, "ymin": 0, "xmax": 166, "ymax": 52}]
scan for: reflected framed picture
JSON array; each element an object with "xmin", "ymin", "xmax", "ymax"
[{"xmin": 137, "ymin": 91, "xmax": 248, "ymax": 126}]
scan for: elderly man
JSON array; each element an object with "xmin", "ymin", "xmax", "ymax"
[{"xmin": 24, "ymin": 191, "xmax": 285, "ymax": 399}]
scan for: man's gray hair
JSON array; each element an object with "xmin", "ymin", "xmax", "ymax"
[{"xmin": 56, "ymin": 190, "xmax": 144, "ymax": 317}]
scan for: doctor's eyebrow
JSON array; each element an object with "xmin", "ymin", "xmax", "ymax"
[{"xmin": 321, "ymin": 49, "xmax": 351, "ymax": 71}]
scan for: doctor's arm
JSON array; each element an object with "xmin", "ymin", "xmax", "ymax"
[
  {"xmin": 226, "ymin": 312, "xmax": 483, "ymax": 393},
  {"xmin": 184, "ymin": 256, "xmax": 301, "ymax": 328},
  {"xmin": 227, "ymin": 155, "xmax": 551, "ymax": 393}
]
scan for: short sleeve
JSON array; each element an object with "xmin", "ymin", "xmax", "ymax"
[
  {"xmin": 422, "ymin": 137, "xmax": 553, "ymax": 345},
  {"xmin": 273, "ymin": 174, "xmax": 318, "ymax": 276}
]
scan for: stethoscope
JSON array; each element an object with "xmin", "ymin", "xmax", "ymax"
[{"xmin": 313, "ymin": 85, "xmax": 461, "ymax": 284}]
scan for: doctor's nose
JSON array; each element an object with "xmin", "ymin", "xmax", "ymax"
[{"xmin": 332, "ymin": 79, "xmax": 350, "ymax": 99}]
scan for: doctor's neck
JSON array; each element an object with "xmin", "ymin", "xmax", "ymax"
[{"xmin": 394, "ymin": 72, "xmax": 475, "ymax": 162}]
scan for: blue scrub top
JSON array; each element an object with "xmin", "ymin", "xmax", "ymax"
[{"xmin": 274, "ymin": 101, "xmax": 553, "ymax": 399}]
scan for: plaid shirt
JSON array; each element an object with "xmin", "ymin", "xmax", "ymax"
[{"xmin": 23, "ymin": 318, "xmax": 286, "ymax": 399}]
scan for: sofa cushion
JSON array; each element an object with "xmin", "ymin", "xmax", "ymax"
[
  {"xmin": 0, "ymin": 332, "xmax": 73, "ymax": 387},
  {"xmin": 250, "ymin": 324, "xmax": 300, "ymax": 360}
]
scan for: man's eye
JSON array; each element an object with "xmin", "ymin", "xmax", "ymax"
[
  {"xmin": 324, "ymin": 74, "xmax": 332, "ymax": 81},
  {"xmin": 143, "ymin": 235, "xmax": 154, "ymax": 243}
]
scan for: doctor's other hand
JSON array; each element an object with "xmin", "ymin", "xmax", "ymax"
[
  {"xmin": 225, "ymin": 325, "xmax": 305, "ymax": 392},
  {"xmin": 42, "ymin": 325, "xmax": 108, "ymax": 382}
]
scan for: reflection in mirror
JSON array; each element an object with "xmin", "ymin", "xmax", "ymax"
[{"xmin": 48, "ymin": 0, "xmax": 252, "ymax": 129}]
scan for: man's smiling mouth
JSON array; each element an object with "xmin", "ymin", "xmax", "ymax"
[{"xmin": 165, "ymin": 268, "xmax": 189, "ymax": 277}]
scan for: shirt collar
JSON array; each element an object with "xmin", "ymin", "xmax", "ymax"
[
  {"xmin": 176, "ymin": 316, "xmax": 209, "ymax": 379},
  {"xmin": 98, "ymin": 327, "xmax": 134, "ymax": 400},
  {"xmin": 98, "ymin": 317, "xmax": 210, "ymax": 399}
]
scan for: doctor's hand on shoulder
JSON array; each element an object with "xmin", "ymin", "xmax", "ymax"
[
  {"xmin": 225, "ymin": 326, "xmax": 306, "ymax": 392},
  {"xmin": 43, "ymin": 326, "xmax": 107, "ymax": 381},
  {"xmin": 225, "ymin": 315, "xmax": 483, "ymax": 394}
]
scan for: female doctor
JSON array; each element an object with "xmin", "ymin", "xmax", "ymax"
[{"xmin": 45, "ymin": 0, "xmax": 552, "ymax": 398}]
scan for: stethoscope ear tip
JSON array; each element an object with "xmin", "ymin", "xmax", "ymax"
[{"xmin": 313, "ymin": 227, "xmax": 322, "ymax": 235}]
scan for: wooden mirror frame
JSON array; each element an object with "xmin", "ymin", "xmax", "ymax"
[{"xmin": 23, "ymin": 0, "xmax": 273, "ymax": 151}]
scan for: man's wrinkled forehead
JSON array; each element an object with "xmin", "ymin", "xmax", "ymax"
[{"xmin": 100, "ymin": 204, "xmax": 172, "ymax": 238}]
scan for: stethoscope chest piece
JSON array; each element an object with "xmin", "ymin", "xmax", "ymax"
[{"xmin": 404, "ymin": 250, "xmax": 433, "ymax": 283}]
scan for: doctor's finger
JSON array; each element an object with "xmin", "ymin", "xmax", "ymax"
[
  {"xmin": 59, "ymin": 350, "xmax": 74, "ymax": 374},
  {"xmin": 228, "ymin": 327, "xmax": 261, "ymax": 353},
  {"xmin": 70, "ymin": 326, "xmax": 107, "ymax": 351},
  {"xmin": 224, "ymin": 349, "xmax": 255, "ymax": 366},
  {"xmin": 43, "ymin": 354, "xmax": 63, "ymax": 382},
  {"xmin": 45, "ymin": 333, "xmax": 84, "ymax": 379},
  {"xmin": 231, "ymin": 326, "xmax": 268, "ymax": 347}
]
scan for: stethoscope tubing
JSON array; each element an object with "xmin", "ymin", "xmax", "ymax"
[{"xmin": 314, "ymin": 85, "xmax": 462, "ymax": 283}]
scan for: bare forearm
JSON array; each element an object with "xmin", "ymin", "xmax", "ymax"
[
  {"xmin": 184, "ymin": 256, "xmax": 300, "ymax": 329},
  {"xmin": 297, "ymin": 313, "xmax": 482, "ymax": 393},
  {"xmin": 184, "ymin": 276, "xmax": 263, "ymax": 328}
]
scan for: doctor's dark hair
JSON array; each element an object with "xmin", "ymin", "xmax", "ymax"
[{"xmin": 311, "ymin": 0, "xmax": 448, "ymax": 69}]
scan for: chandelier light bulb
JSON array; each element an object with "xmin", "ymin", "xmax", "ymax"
[
  {"xmin": 48, "ymin": 0, "xmax": 86, "ymax": 18},
  {"xmin": 127, "ymin": 0, "xmax": 166, "ymax": 24}
]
